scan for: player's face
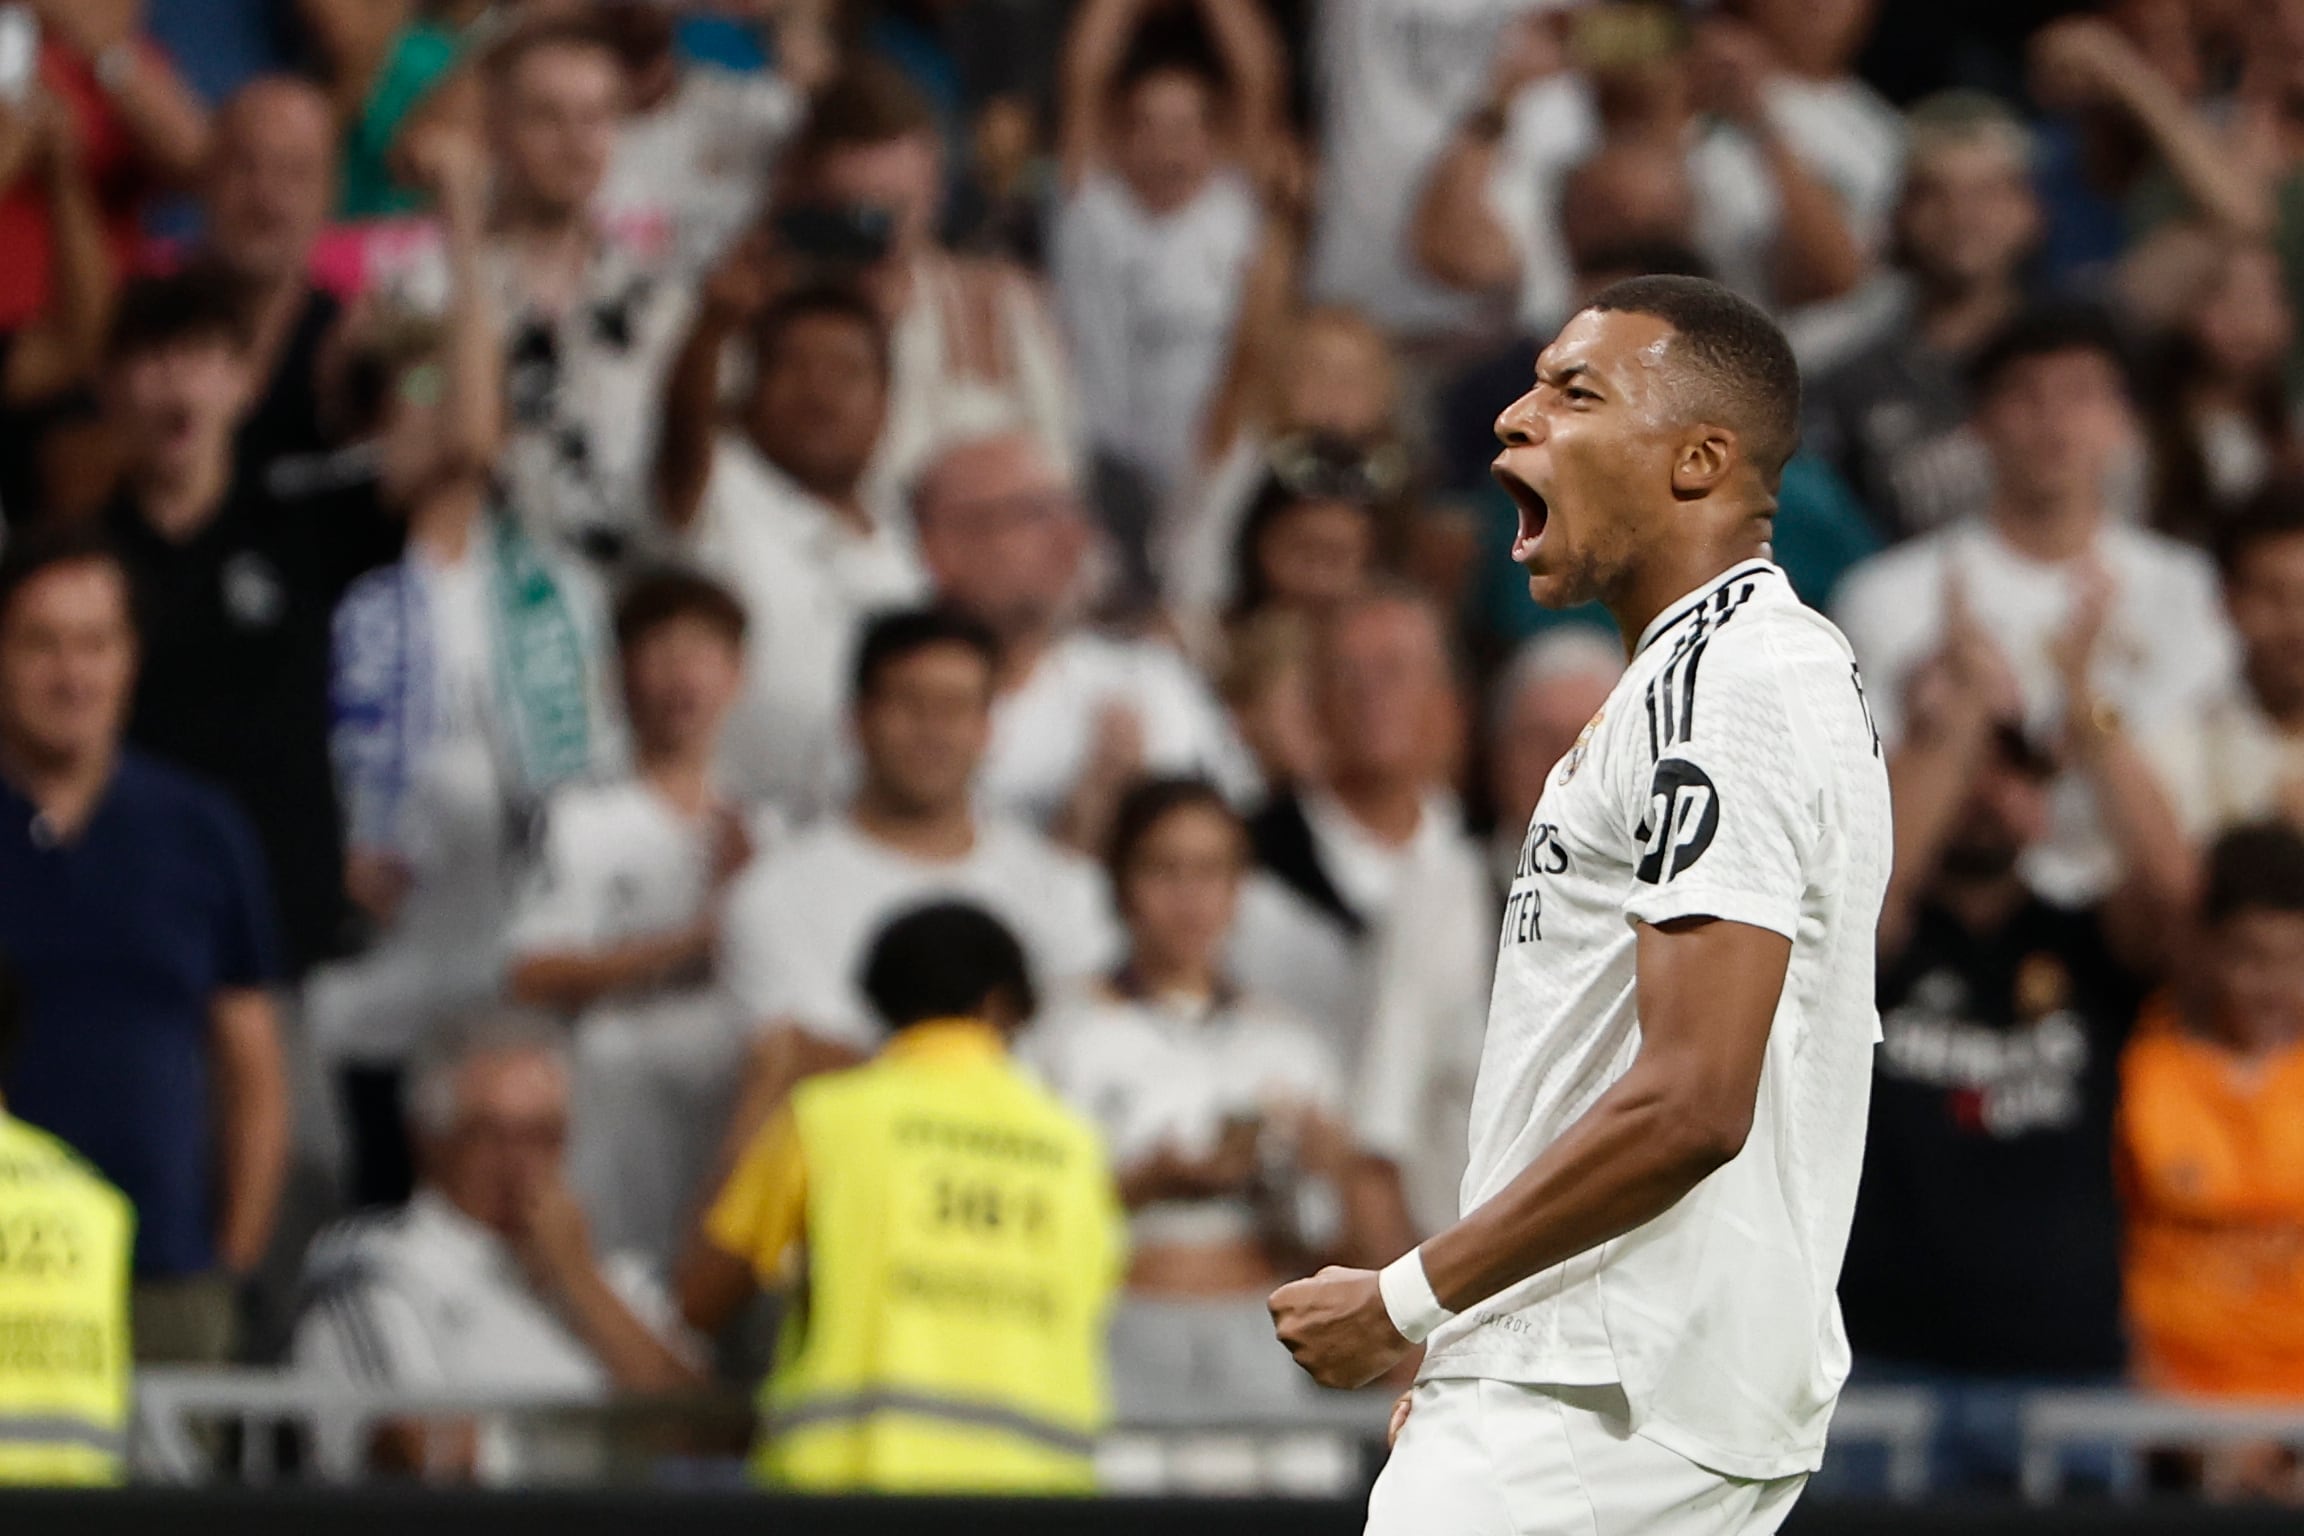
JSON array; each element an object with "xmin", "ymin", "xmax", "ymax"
[{"xmin": 1492, "ymin": 307, "xmax": 1684, "ymax": 611}]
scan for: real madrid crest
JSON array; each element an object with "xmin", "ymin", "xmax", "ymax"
[{"xmin": 1556, "ymin": 708, "xmax": 1605, "ymax": 784}]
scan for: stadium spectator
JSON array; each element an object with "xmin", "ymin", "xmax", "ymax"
[
  {"xmin": 679, "ymin": 901, "xmax": 1123, "ymax": 1492},
  {"xmin": 2118, "ymin": 822, "xmax": 2304, "ymax": 1408},
  {"xmin": 1834, "ymin": 305, "xmax": 2234, "ymax": 906},
  {"xmin": 0, "ymin": 946, "xmax": 133, "ymax": 1486},
  {"xmin": 1408, "ymin": 0, "xmax": 1887, "ymax": 343},
  {"xmin": 1052, "ymin": 0, "xmax": 1284, "ymax": 508},
  {"xmin": 315, "ymin": 125, "xmax": 620, "ymax": 1207},
  {"xmin": 1482, "ymin": 627, "xmax": 1624, "ymax": 886},
  {"xmin": 1802, "ymin": 91, "xmax": 2041, "ymax": 541},
  {"xmin": 197, "ymin": 77, "xmax": 349, "ymax": 482},
  {"xmin": 1167, "ymin": 306, "xmax": 1406, "ymax": 650},
  {"xmin": 715, "ymin": 608, "xmax": 1114, "ymax": 1093},
  {"xmin": 98, "ymin": 265, "xmax": 400, "ymax": 978},
  {"xmin": 912, "ymin": 429, "xmax": 1249, "ymax": 845},
  {"xmin": 778, "ymin": 60, "xmax": 1079, "ymax": 507},
  {"xmin": 2138, "ymin": 239, "xmax": 2296, "ymax": 548},
  {"xmin": 0, "ymin": 83, "xmax": 112, "ymax": 530},
  {"xmin": 507, "ymin": 569, "xmax": 777, "ymax": 1267},
  {"xmin": 594, "ymin": 0, "xmax": 828, "ymax": 278},
  {"xmin": 294, "ymin": 1008, "xmax": 700, "ymax": 1483},
  {"xmin": 469, "ymin": 16, "xmax": 691, "ymax": 564},
  {"xmin": 2145, "ymin": 490, "xmax": 2304, "ymax": 846},
  {"xmin": 1840, "ymin": 585, "xmax": 2173, "ymax": 1488},
  {"xmin": 300, "ymin": 0, "xmax": 486, "ymax": 219},
  {"xmin": 0, "ymin": 1, "xmax": 208, "ymax": 333},
  {"xmin": 1220, "ymin": 439, "xmax": 1397, "ymax": 639},
  {"xmin": 0, "ymin": 526, "xmax": 287, "ymax": 1364},
  {"xmin": 1211, "ymin": 609, "xmax": 1323, "ymax": 796},
  {"xmin": 1232, "ymin": 590, "xmax": 1490, "ymax": 1244},
  {"xmin": 656, "ymin": 277, "xmax": 925, "ymax": 814},
  {"xmin": 1031, "ymin": 778, "xmax": 1368, "ymax": 1414}
]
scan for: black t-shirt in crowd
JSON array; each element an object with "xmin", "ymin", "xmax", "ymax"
[
  {"xmin": 236, "ymin": 286, "xmax": 344, "ymax": 481},
  {"xmin": 106, "ymin": 456, "xmax": 403, "ymax": 975},
  {"xmin": 1839, "ymin": 894, "xmax": 2144, "ymax": 1378}
]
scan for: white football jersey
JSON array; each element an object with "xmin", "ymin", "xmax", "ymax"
[{"xmin": 1421, "ymin": 560, "xmax": 1892, "ymax": 1482}]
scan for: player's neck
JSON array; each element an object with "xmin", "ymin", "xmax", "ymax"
[{"xmin": 1610, "ymin": 536, "xmax": 1772, "ymax": 654}]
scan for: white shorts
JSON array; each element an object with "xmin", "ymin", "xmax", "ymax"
[{"xmin": 1366, "ymin": 1379, "xmax": 1807, "ymax": 1536}]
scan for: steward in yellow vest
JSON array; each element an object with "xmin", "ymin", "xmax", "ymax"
[
  {"xmin": 678, "ymin": 901, "xmax": 1124, "ymax": 1492},
  {"xmin": 0, "ymin": 952, "xmax": 134, "ymax": 1485}
]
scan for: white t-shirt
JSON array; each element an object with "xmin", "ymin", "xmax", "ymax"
[
  {"xmin": 505, "ymin": 777, "xmax": 784, "ymax": 1263},
  {"xmin": 1028, "ymin": 983, "xmax": 1344, "ymax": 1248},
  {"xmin": 1227, "ymin": 788, "xmax": 1495, "ymax": 1233},
  {"xmin": 1423, "ymin": 560, "xmax": 1892, "ymax": 1483},
  {"xmin": 1831, "ymin": 519, "xmax": 2238, "ymax": 902},
  {"xmin": 718, "ymin": 813, "xmax": 1120, "ymax": 1048},
  {"xmin": 2143, "ymin": 689, "xmax": 2304, "ymax": 841},
  {"xmin": 1052, "ymin": 169, "xmax": 1260, "ymax": 502},
  {"xmin": 311, "ymin": 543, "xmax": 622, "ymax": 1066},
  {"xmin": 1306, "ymin": 0, "xmax": 1557, "ymax": 336},
  {"xmin": 683, "ymin": 435, "xmax": 929, "ymax": 812},
  {"xmin": 294, "ymin": 1190, "xmax": 690, "ymax": 1483},
  {"xmin": 867, "ymin": 256, "xmax": 1085, "ymax": 511},
  {"xmin": 983, "ymin": 629, "xmax": 1260, "ymax": 829},
  {"xmin": 1488, "ymin": 73, "xmax": 1905, "ymax": 336},
  {"xmin": 598, "ymin": 65, "xmax": 805, "ymax": 279}
]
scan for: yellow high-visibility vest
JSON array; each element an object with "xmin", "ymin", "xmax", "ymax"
[
  {"xmin": 756, "ymin": 1021, "xmax": 1124, "ymax": 1492},
  {"xmin": 0, "ymin": 1112, "xmax": 133, "ymax": 1486}
]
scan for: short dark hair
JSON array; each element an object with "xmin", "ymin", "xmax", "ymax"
[
  {"xmin": 860, "ymin": 900, "xmax": 1037, "ymax": 1032},
  {"xmin": 1105, "ymin": 776, "xmax": 1243, "ymax": 886},
  {"xmin": 104, "ymin": 264, "xmax": 254, "ymax": 368},
  {"xmin": 614, "ymin": 566, "xmax": 748, "ymax": 655},
  {"xmin": 754, "ymin": 284, "xmax": 889, "ymax": 380},
  {"xmin": 1967, "ymin": 302, "xmax": 2132, "ymax": 403},
  {"xmin": 852, "ymin": 606, "xmax": 1000, "ymax": 703},
  {"xmin": 2214, "ymin": 482, "xmax": 2304, "ymax": 579},
  {"xmin": 2201, "ymin": 822, "xmax": 2304, "ymax": 927},
  {"xmin": 1583, "ymin": 274, "xmax": 1802, "ymax": 484},
  {"xmin": 792, "ymin": 59, "xmax": 936, "ymax": 164},
  {"xmin": 0, "ymin": 946, "xmax": 20, "ymax": 1077},
  {"xmin": 0, "ymin": 522, "xmax": 131, "ymax": 634}
]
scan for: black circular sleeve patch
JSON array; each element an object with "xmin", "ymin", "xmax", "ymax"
[{"xmin": 1635, "ymin": 758, "xmax": 1720, "ymax": 884}]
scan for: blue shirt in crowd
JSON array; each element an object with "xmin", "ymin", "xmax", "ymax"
[{"xmin": 0, "ymin": 750, "xmax": 280, "ymax": 1277}]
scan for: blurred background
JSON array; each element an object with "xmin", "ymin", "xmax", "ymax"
[{"xmin": 0, "ymin": 0, "xmax": 2301, "ymax": 1529}]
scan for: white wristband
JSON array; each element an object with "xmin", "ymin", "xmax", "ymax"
[{"xmin": 1378, "ymin": 1248, "xmax": 1454, "ymax": 1345}]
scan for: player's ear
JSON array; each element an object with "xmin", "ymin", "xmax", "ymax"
[{"xmin": 1670, "ymin": 428, "xmax": 1735, "ymax": 499}]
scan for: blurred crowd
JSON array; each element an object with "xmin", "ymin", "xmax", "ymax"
[{"xmin": 0, "ymin": 0, "xmax": 2301, "ymax": 1500}]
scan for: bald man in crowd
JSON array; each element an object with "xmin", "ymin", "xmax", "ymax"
[
  {"xmin": 196, "ymin": 76, "xmax": 348, "ymax": 482},
  {"xmin": 911, "ymin": 428, "xmax": 1250, "ymax": 850}
]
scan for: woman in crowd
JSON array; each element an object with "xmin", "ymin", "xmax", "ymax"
[
  {"xmin": 1029, "ymin": 777, "xmax": 1373, "ymax": 1412},
  {"xmin": 2143, "ymin": 239, "xmax": 2297, "ymax": 547}
]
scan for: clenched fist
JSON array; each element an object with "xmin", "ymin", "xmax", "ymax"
[{"xmin": 1268, "ymin": 1265, "xmax": 1409, "ymax": 1389}]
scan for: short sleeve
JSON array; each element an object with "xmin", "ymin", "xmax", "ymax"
[
  {"xmin": 505, "ymin": 796, "xmax": 599, "ymax": 955},
  {"xmin": 291, "ymin": 1274, "xmax": 447, "ymax": 1389},
  {"xmin": 1619, "ymin": 643, "xmax": 1819, "ymax": 942},
  {"xmin": 203, "ymin": 794, "xmax": 283, "ymax": 990},
  {"xmin": 702, "ymin": 1106, "xmax": 809, "ymax": 1287}
]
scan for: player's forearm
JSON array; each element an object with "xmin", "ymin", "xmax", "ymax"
[
  {"xmin": 509, "ymin": 924, "xmax": 714, "ymax": 1011},
  {"xmin": 1417, "ymin": 1066, "xmax": 1746, "ymax": 1315}
]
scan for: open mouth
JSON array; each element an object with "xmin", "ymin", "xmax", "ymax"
[{"xmin": 1498, "ymin": 467, "xmax": 1550, "ymax": 563}]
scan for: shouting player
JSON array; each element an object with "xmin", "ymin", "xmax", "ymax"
[{"xmin": 1269, "ymin": 275, "xmax": 1892, "ymax": 1534}]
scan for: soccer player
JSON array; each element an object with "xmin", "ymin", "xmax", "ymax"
[{"xmin": 1268, "ymin": 275, "xmax": 1892, "ymax": 1535}]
